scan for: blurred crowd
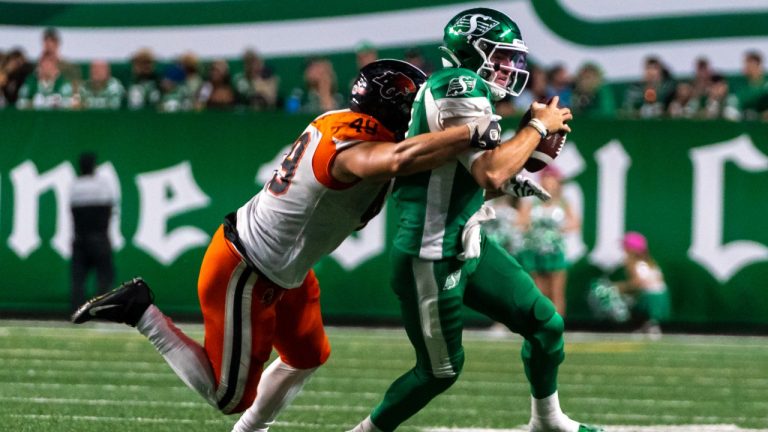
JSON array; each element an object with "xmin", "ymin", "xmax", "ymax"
[
  {"xmin": 496, "ymin": 52, "xmax": 768, "ymax": 121},
  {"xmin": 2, "ymin": 28, "xmax": 768, "ymax": 121}
]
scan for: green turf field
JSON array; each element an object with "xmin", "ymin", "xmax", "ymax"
[{"xmin": 1, "ymin": 320, "xmax": 766, "ymax": 432}]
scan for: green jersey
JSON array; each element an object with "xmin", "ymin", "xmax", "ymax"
[
  {"xmin": 159, "ymin": 85, "xmax": 193, "ymax": 112},
  {"xmin": 731, "ymin": 77, "xmax": 768, "ymax": 120},
  {"xmin": 80, "ymin": 77, "xmax": 125, "ymax": 110},
  {"xmin": 16, "ymin": 75, "xmax": 74, "ymax": 110},
  {"xmin": 127, "ymin": 80, "xmax": 161, "ymax": 110},
  {"xmin": 393, "ymin": 68, "xmax": 494, "ymax": 259}
]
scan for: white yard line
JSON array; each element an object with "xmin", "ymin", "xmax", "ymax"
[{"xmin": 2, "ymin": 396, "xmax": 760, "ymax": 423}]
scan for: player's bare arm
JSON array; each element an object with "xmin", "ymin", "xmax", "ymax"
[
  {"xmin": 470, "ymin": 96, "xmax": 572, "ymax": 190},
  {"xmin": 332, "ymin": 115, "xmax": 500, "ymax": 182}
]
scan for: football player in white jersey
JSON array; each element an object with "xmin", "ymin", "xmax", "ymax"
[{"xmin": 71, "ymin": 59, "xmax": 504, "ymax": 431}]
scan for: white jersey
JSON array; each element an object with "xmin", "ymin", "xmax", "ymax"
[{"xmin": 236, "ymin": 109, "xmax": 394, "ymax": 288}]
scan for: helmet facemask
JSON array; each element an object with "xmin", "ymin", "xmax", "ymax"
[{"xmin": 472, "ymin": 38, "xmax": 529, "ymax": 99}]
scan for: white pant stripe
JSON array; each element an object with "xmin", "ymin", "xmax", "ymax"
[
  {"xmin": 219, "ymin": 269, "xmax": 258, "ymax": 413},
  {"xmin": 214, "ymin": 261, "xmax": 261, "ymax": 412},
  {"xmin": 411, "ymin": 258, "xmax": 456, "ymax": 378}
]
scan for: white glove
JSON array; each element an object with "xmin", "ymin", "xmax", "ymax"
[
  {"xmin": 502, "ymin": 175, "xmax": 551, "ymax": 201},
  {"xmin": 458, "ymin": 204, "xmax": 496, "ymax": 261}
]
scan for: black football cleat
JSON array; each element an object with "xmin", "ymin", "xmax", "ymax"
[{"xmin": 71, "ymin": 277, "xmax": 154, "ymax": 327}]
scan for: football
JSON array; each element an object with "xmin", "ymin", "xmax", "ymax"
[{"xmin": 517, "ymin": 103, "xmax": 567, "ymax": 173}]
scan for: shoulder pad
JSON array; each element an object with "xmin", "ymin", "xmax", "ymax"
[
  {"xmin": 314, "ymin": 110, "xmax": 395, "ymax": 144},
  {"xmin": 428, "ymin": 68, "xmax": 491, "ymax": 100}
]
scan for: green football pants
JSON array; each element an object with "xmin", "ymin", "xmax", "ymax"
[{"xmin": 370, "ymin": 236, "xmax": 565, "ymax": 431}]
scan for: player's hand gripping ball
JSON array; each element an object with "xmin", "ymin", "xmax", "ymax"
[{"xmin": 517, "ymin": 98, "xmax": 568, "ymax": 172}]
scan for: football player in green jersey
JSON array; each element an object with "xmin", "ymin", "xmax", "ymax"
[{"xmin": 348, "ymin": 8, "xmax": 604, "ymax": 432}]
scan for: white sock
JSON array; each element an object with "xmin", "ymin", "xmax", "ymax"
[
  {"xmin": 529, "ymin": 391, "xmax": 579, "ymax": 432},
  {"xmin": 347, "ymin": 415, "xmax": 383, "ymax": 432},
  {"xmin": 137, "ymin": 305, "xmax": 217, "ymax": 406},
  {"xmin": 231, "ymin": 358, "xmax": 318, "ymax": 432}
]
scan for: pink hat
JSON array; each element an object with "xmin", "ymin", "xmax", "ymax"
[{"xmin": 623, "ymin": 232, "xmax": 648, "ymax": 254}]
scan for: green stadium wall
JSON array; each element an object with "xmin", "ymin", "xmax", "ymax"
[{"xmin": 1, "ymin": 111, "xmax": 767, "ymax": 328}]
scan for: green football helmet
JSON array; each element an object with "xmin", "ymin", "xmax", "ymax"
[{"xmin": 440, "ymin": 7, "xmax": 529, "ymax": 100}]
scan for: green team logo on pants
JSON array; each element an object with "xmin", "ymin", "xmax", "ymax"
[{"xmin": 443, "ymin": 269, "xmax": 461, "ymax": 291}]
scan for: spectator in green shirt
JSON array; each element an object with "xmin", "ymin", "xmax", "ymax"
[
  {"xmin": 180, "ymin": 52, "xmax": 204, "ymax": 102},
  {"xmin": 621, "ymin": 56, "xmax": 676, "ymax": 118},
  {"xmin": 41, "ymin": 27, "xmax": 81, "ymax": 94},
  {"xmin": 80, "ymin": 60, "xmax": 125, "ymax": 110},
  {"xmin": 732, "ymin": 50, "xmax": 768, "ymax": 120},
  {"xmin": 16, "ymin": 54, "xmax": 74, "ymax": 110},
  {"xmin": 700, "ymin": 73, "xmax": 740, "ymax": 120},
  {"xmin": 667, "ymin": 81, "xmax": 699, "ymax": 119},
  {"xmin": 127, "ymin": 49, "xmax": 161, "ymax": 110},
  {"xmin": 159, "ymin": 63, "xmax": 194, "ymax": 112},
  {"xmin": 571, "ymin": 62, "xmax": 616, "ymax": 118}
]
